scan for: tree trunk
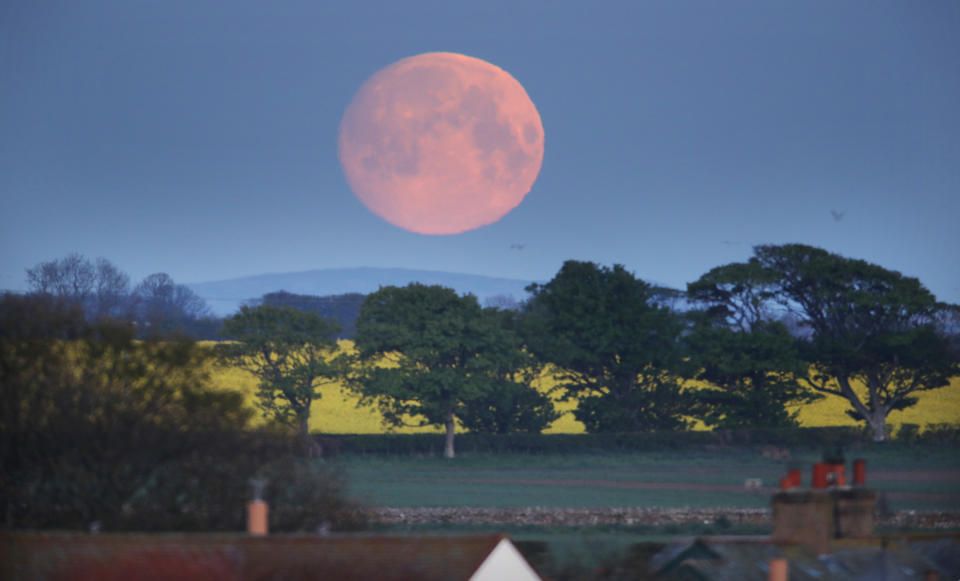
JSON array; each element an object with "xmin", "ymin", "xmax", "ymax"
[
  {"xmin": 300, "ymin": 414, "xmax": 321, "ymax": 458},
  {"xmin": 867, "ymin": 410, "xmax": 888, "ymax": 442},
  {"xmin": 443, "ymin": 410, "xmax": 456, "ymax": 459},
  {"xmin": 837, "ymin": 376, "xmax": 888, "ymax": 442}
]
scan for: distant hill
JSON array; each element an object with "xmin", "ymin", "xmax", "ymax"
[{"xmin": 186, "ymin": 267, "xmax": 539, "ymax": 317}]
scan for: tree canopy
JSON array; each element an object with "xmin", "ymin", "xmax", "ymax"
[
  {"xmin": 257, "ymin": 290, "xmax": 365, "ymax": 338},
  {"xmin": 19, "ymin": 248, "xmax": 958, "ymax": 443},
  {"xmin": 685, "ymin": 262, "xmax": 820, "ymax": 428},
  {"xmin": 351, "ymin": 284, "xmax": 552, "ymax": 457},
  {"xmin": 729, "ymin": 244, "xmax": 958, "ymax": 440},
  {"xmin": 218, "ymin": 305, "xmax": 342, "ymax": 455},
  {"xmin": 456, "ymin": 307, "xmax": 558, "ymax": 435},
  {"xmin": 523, "ymin": 260, "xmax": 693, "ymax": 432}
]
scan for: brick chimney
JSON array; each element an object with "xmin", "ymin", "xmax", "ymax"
[{"xmin": 771, "ymin": 458, "xmax": 875, "ymax": 554}]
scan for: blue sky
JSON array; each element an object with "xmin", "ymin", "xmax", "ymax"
[{"xmin": 2, "ymin": 1, "xmax": 958, "ymax": 303}]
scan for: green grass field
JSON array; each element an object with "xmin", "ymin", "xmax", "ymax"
[
  {"xmin": 333, "ymin": 446, "xmax": 960, "ymax": 576},
  {"xmin": 336, "ymin": 447, "xmax": 960, "ymax": 512}
]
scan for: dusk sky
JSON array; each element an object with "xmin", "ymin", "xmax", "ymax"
[{"xmin": 2, "ymin": 1, "xmax": 958, "ymax": 304}]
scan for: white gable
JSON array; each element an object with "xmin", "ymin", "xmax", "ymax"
[{"xmin": 469, "ymin": 538, "xmax": 542, "ymax": 581}]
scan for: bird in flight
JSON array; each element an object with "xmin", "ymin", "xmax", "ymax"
[{"xmin": 831, "ymin": 210, "xmax": 846, "ymax": 222}]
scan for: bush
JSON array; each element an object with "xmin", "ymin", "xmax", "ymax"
[
  {"xmin": 1, "ymin": 294, "xmax": 365, "ymax": 532},
  {"xmin": 7, "ymin": 427, "xmax": 366, "ymax": 533},
  {"xmin": 896, "ymin": 423, "xmax": 921, "ymax": 443},
  {"xmin": 915, "ymin": 423, "xmax": 960, "ymax": 444},
  {"xmin": 327, "ymin": 426, "xmax": 872, "ymax": 456},
  {"xmin": 114, "ymin": 429, "xmax": 366, "ymax": 533}
]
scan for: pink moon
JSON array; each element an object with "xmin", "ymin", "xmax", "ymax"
[{"xmin": 338, "ymin": 52, "xmax": 545, "ymax": 235}]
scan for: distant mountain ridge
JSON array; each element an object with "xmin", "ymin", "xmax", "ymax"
[{"xmin": 186, "ymin": 267, "xmax": 539, "ymax": 316}]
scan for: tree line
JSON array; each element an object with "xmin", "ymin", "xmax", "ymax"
[
  {"xmin": 21, "ymin": 253, "xmax": 219, "ymax": 338},
  {"xmin": 9, "ymin": 244, "xmax": 960, "ymax": 460},
  {"xmin": 215, "ymin": 244, "xmax": 960, "ymax": 458}
]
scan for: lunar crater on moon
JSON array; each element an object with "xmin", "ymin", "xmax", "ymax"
[{"xmin": 338, "ymin": 52, "xmax": 544, "ymax": 235}]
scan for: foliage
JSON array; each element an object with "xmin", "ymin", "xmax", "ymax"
[
  {"xmin": 0, "ymin": 293, "xmax": 364, "ymax": 532},
  {"xmin": 753, "ymin": 243, "xmax": 960, "ymax": 441},
  {"xmin": 350, "ymin": 284, "xmax": 552, "ymax": 457},
  {"xmin": 686, "ymin": 264, "xmax": 821, "ymax": 429},
  {"xmin": 257, "ymin": 290, "xmax": 366, "ymax": 338},
  {"xmin": 133, "ymin": 272, "xmax": 213, "ymax": 336},
  {"xmin": 685, "ymin": 260, "xmax": 781, "ymax": 330},
  {"xmin": 456, "ymin": 307, "xmax": 559, "ymax": 435},
  {"xmin": 0, "ymin": 294, "xmax": 229, "ymax": 525},
  {"xmin": 202, "ymin": 338, "xmax": 960, "ymax": 436},
  {"xmin": 523, "ymin": 261, "xmax": 693, "ymax": 432},
  {"xmin": 329, "ymin": 426, "xmax": 874, "ymax": 455},
  {"xmin": 218, "ymin": 305, "xmax": 343, "ymax": 453},
  {"xmin": 458, "ymin": 379, "xmax": 560, "ymax": 435},
  {"xmin": 908, "ymin": 422, "xmax": 960, "ymax": 444},
  {"xmin": 686, "ymin": 320, "xmax": 819, "ymax": 428}
]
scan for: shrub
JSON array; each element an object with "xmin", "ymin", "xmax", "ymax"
[
  {"xmin": 0, "ymin": 294, "xmax": 365, "ymax": 532},
  {"xmin": 896, "ymin": 423, "xmax": 920, "ymax": 443},
  {"xmin": 327, "ymin": 426, "xmax": 872, "ymax": 456},
  {"xmin": 915, "ymin": 423, "xmax": 960, "ymax": 444}
]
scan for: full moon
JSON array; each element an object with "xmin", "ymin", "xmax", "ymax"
[{"xmin": 338, "ymin": 52, "xmax": 544, "ymax": 235}]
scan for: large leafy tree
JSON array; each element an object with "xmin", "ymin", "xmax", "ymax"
[
  {"xmin": 744, "ymin": 244, "xmax": 958, "ymax": 441},
  {"xmin": 456, "ymin": 308, "xmax": 558, "ymax": 435},
  {"xmin": 218, "ymin": 305, "xmax": 342, "ymax": 454},
  {"xmin": 686, "ymin": 263, "xmax": 820, "ymax": 429},
  {"xmin": 523, "ymin": 260, "xmax": 692, "ymax": 433},
  {"xmin": 351, "ymin": 284, "xmax": 540, "ymax": 457}
]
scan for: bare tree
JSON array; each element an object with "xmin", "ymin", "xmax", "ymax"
[
  {"xmin": 133, "ymin": 273, "xmax": 210, "ymax": 333},
  {"xmin": 92, "ymin": 258, "xmax": 130, "ymax": 319},
  {"xmin": 26, "ymin": 253, "xmax": 95, "ymax": 299},
  {"xmin": 26, "ymin": 254, "xmax": 130, "ymax": 320}
]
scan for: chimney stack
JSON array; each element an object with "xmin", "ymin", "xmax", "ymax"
[{"xmin": 772, "ymin": 459, "xmax": 875, "ymax": 553}]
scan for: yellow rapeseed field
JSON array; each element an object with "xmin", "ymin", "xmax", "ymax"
[{"xmin": 205, "ymin": 342, "xmax": 960, "ymax": 434}]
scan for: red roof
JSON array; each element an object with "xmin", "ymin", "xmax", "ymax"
[{"xmin": 1, "ymin": 532, "xmax": 526, "ymax": 581}]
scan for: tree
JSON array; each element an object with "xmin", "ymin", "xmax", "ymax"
[
  {"xmin": 686, "ymin": 261, "xmax": 780, "ymax": 332},
  {"xmin": 523, "ymin": 261, "xmax": 693, "ymax": 432},
  {"xmin": 351, "ymin": 284, "xmax": 529, "ymax": 458},
  {"xmin": 218, "ymin": 305, "xmax": 342, "ymax": 455},
  {"xmin": 750, "ymin": 244, "xmax": 958, "ymax": 441},
  {"xmin": 684, "ymin": 315, "xmax": 820, "ymax": 428},
  {"xmin": 483, "ymin": 294, "xmax": 521, "ymax": 310},
  {"xmin": 0, "ymin": 293, "xmax": 365, "ymax": 533},
  {"xmin": 686, "ymin": 263, "xmax": 821, "ymax": 429},
  {"xmin": 26, "ymin": 252, "xmax": 95, "ymax": 298},
  {"xmin": 133, "ymin": 273, "xmax": 210, "ymax": 335},
  {"xmin": 0, "ymin": 292, "xmax": 253, "ymax": 529},
  {"xmin": 456, "ymin": 307, "xmax": 558, "ymax": 435},
  {"xmin": 91, "ymin": 258, "xmax": 132, "ymax": 319},
  {"xmin": 26, "ymin": 253, "xmax": 131, "ymax": 319},
  {"xmin": 257, "ymin": 290, "xmax": 366, "ymax": 338}
]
